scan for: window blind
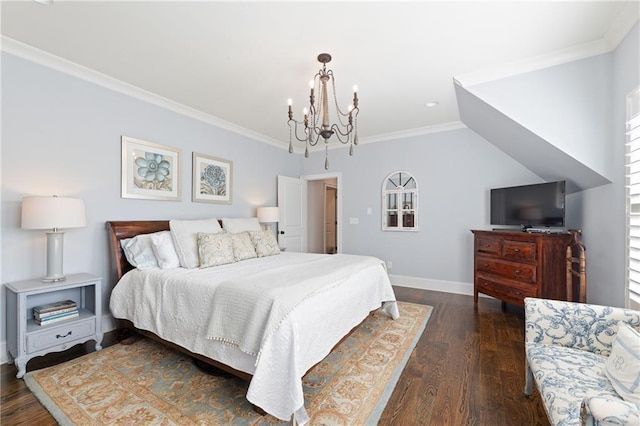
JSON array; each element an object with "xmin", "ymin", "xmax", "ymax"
[{"xmin": 626, "ymin": 86, "xmax": 640, "ymax": 310}]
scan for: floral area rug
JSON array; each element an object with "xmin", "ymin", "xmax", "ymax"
[{"xmin": 24, "ymin": 301, "xmax": 431, "ymax": 425}]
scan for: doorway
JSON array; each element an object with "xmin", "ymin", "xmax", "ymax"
[
  {"xmin": 324, "ymin": 184, "xmax": 337, "ymax": 254},
  {"xmin": 302, "ymin": 173, "xmax": 341, "ymax": 254}
]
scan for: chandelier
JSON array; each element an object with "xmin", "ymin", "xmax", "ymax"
[{"xmin": 287, "ymin": 53, "xmax": 359, "ymax": 170}]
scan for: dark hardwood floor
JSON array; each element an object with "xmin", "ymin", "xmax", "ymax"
[{"xmin": 1, "ymin": 287, "xmax": 549, "ymax": 425}]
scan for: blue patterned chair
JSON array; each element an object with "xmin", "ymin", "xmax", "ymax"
[{"xmin": 524, "ymin": 297, "xmax": 640, "ymax": 426}]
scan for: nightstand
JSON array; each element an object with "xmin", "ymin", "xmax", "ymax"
[{"xmin": 5, "ymin": 273, "xmax": 103, "ymax": 378}]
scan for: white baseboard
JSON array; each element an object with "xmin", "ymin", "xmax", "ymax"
[
  {"xmin": 0, "ymin": 341, "xmax": 6, "ymax": 365},
  {"xmin": 389, "ymin": 274, "xmax": 476, "ymax": 296},
  {"xmin": 1, "ymin": 313, "xmax": 118, "ymax": 365}
]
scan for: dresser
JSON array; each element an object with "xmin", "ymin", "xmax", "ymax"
[{"xmin": 472, "ymin": 230, "xmax": 573, "ymax": 307}]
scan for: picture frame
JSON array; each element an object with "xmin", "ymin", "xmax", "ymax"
[
  {"xmin": 121, "ymin": 136, "xmax": 182, "ymax": 201},
  {"xmin": 192, "ymin": 152, "xmax": 233, "ymax": 204}
]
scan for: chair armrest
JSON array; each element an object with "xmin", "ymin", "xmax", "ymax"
[
  {"xmin": 580, "ymin": 391, "xmax": 640, "ymax": 426},
  {"xmin": 524, "ymin": 298, "xmax": 640, "ymax": 355}
]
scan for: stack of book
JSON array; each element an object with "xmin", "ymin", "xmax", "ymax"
[{"xmin": 33, "ymin": 300, "xmax": 79, "ymax": 325}]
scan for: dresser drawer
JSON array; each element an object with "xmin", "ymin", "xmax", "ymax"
[
  {"xmin": 476, "ymin": 257, "xmax": 537, "ymax": 283},
  {"xmin": 476, "ymin": 236, "xmax": 502, "ymax": 256},
  {"xmin": 503, "ymin": 240, "xmax": 537, "ymax": 261},
  {"xmin": 26, "ymin": 318, "xmax": 95, "ymax": 354},
  {"xmin": 476, "ymin": 278, "xmax": 536, "ymax": 305}
]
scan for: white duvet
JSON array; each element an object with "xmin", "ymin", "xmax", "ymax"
[{"xmin": 109, "ymin": 252, "xmax": 398, "ymax": 423}]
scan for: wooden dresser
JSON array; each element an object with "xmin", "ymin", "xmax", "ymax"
[{"xmin": 472, "ymin": 230, "xmax": 573, "ymax": 307}]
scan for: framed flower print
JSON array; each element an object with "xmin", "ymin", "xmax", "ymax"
[
  {"xmin": 192, "ymin": 152, "xmax": 233, "ymax": 204},
  {"xmin": 121, "ymin": 136, "xmax": 182, "ymax": 201}
]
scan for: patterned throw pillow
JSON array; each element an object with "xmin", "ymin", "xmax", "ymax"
[
  {"xmin": 197, "ymin": 232, "xmax": 235, "ymax": 268},
  {"xmin": 604, "ymin": 322, "xmax": 640, "ymax": 404},
  {"xmin": 230, "ymin": 232, "xmax": 257, "ymax": 261},
  {"xmin": 248, "ymin": 230, "xmax": 281, "ymax": 257}
]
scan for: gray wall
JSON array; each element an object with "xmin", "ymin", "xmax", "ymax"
[
  {"xmin": 581, "ymin": 23, "xmax": 639, "ymax": 307},
  {"xmin": 1, "ymin": 53, "xmax": 300, "ymax": 352},
  {"xmin": 463, "ymin": 23, "xmax": 639, "ymax": 307},
  {"xmin": 302, "ymin": 128, "xmax": 541, "ymax": 285},
  {"xmin": 469, "ymin": 54, "xmax": 614, "ymax": 180}
]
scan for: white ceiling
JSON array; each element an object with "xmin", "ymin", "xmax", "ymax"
[{"xmin": 2, "ymin": 1, "xmax": 638, "ymax": 149}]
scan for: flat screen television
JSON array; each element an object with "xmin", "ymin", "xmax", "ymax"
[{"xmin": 490, "ymin": 181, "xmax": 566, "ymax": 229}]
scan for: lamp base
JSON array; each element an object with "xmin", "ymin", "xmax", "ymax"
[
  {"xmin": 42, "ymin": 275, "xmax": 67, "ymax": 283},
  {"xmin": 43, "ymin": 231, "xmax": 66, "ymax": 283}
]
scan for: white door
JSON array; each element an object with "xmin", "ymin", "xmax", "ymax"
[{"xmin": 277, "ymin": 175, "xmax": 304, "ymax": 252}]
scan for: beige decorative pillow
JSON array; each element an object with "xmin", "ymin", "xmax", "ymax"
[
  {"xmin": 198, "ymin": 232, "xmax": 235, "ymax": 268},
  {"xmin": 248, "ymin": 230, "xmax": 281, "ymax": 258},
  {"xmin": 230, "ymin": 232, "xmax": 257, "ymax": 261}
]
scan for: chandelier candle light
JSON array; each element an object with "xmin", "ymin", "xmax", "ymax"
[{"xmin": 287, "ymin": 53, "xmax": 359, "ymax": 170}]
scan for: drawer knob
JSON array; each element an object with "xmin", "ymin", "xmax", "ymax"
[
  {"xmin": 484, "ymin": 263, "xmax": 489, "ymax": 267},
  {"xmin": 482, "ymin": 282, "xmax": 489, "ymax": 286},
  {"xmin": 515, "ymin": 269, "xmax": 521, "ymax": 274},
  {"xmin": 514, "ymin": 291, "xmax": 521, "ymax": 295},
  {"xmin": 514, "ymin": 248, "xmax": 520, "ymax": 252},
  {"xmin": 56, "ymin": 331, "xmax": 72, "ymax": 339}
]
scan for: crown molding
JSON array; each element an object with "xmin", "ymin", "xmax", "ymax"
[
  {"xmin": 455, "ymin": 7, "xmax": 639, "ymax": 89},
  {"xmin": 454, "ymin": 38, "xmax": 612, "ymax": 88},
  {"xmin": 604, "ymin": 2, "xmax": 639, "ymax": 49},
  {"xmin": 0, "ymin": 36, "xmax": 287, "ymax": 150},
  {"xmin": 297, "ymin": 121, "xmax": 468, "ymax": 153},
  {"xmin": 360, "ymin": 121, "xmax": 467, "ymax": 145}
]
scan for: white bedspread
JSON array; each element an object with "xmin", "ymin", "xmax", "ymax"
[{"xmin": 109, "ymin": 252, "xmax": 398, "ymax": 423}]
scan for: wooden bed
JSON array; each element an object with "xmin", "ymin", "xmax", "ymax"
[
  {"xmin": 106, "ymin": 220, "xmax": 398, "ymax": 420},
  {"xmin": 107, "ymin": 220, "xmax": 253, "ymax": 380}
]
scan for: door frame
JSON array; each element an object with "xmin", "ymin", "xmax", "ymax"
[
  {"xmin": 324, "ymin": 183, "xmax": 338, "ymax": 254},
  {"xmin": 301, "ymin": 172, "xmax": 342, "ymax": 254}
]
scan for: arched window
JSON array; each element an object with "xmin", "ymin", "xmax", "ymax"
[{"xmin": 382, "ymin": 171, "xmax": 418, "ymax": 231}]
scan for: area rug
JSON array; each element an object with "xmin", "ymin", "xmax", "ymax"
[{"xmin": 24, "ymin": 301, "xmax": 431, "ymax": 425}]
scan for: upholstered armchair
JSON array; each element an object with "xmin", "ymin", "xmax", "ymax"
[{"xmin": 524, "ymin": 297, "xmax": 640, "ymax": 426}]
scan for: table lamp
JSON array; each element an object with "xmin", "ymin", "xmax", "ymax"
[
  {"xmin": 21, "ymin": 196, "xmax": 86, "ymax": 282},
  {"xmin": 257, "ymin": 206, "xmax": 280, "ymax": 232}
]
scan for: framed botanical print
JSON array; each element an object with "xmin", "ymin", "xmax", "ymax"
[
  {"xmin": 121, "ymin": 136, "xmax": 182, "ymax": 201},
  {"xmin": 192, "ymin": 152, "xmax": 233, "ymax": 204}
]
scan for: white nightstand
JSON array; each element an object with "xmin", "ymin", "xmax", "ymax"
[{"xmin": 5, "ymin": 273, "xmax": 103, "ymax": 378}]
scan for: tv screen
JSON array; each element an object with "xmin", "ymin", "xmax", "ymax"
[{"xmin": 490, "ymin": 181, "xmax": 565, "ymax": 228}]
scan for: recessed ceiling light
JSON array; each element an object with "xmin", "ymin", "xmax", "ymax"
[
  {"xmin": 425, "ymin": 101, "xmax": 439, "ymax": 108},
  {"xmin": 34, "ymin": 0, "xmax": 53, "ymax": 4}
]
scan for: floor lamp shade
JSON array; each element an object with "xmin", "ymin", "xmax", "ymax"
[{"xmin": 21, "ymin": 196, "xmax": 86, "ymax": 282}]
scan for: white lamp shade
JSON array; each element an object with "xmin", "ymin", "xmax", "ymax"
[
  {"xmin": 257, "ymin": 206, "xmax": 280, "ymax": 223},
  {"xmin": 22, "ymin": 196, "xmax": 86, "ymax": 230}
]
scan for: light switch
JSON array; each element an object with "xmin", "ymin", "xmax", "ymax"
[
  {"xmin": 367, "ymin": 208, "xmax": 372, "ymax": 215},
  {"xmin": 349, "ymin": 217, "xmax": 359, "ymax": 225}
]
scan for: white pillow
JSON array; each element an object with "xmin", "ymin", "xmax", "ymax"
[
  {"xmin": 120, "ymin": 232, "xmax": 161, "ymax": 270},
  {"xmin": 248, "ymin": 230, "xmax": 281, "ymax": 257},
  {"xmin": 170, "ymin": 218, "xmax": 223, "ymax": 268},
  {"xmin": 198, "ymin": 232, "xmax": 235, "ymax": 268},
  {"xmin": 150, "ymin": 231, "xmax": 180, "ymax": 269},
  {"xmin": 222, "ymin": 217, "xmax": 262, "ymax": 234},
  {"xmin": 604, "ymin": 322, "xmax": 640, "ymax": 404}
]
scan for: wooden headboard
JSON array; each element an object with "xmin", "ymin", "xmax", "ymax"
[
  {"xmin": 107, "ymin": 221, "xmax": 171, "ymax": 281},
  {"xmin": 106, "ymin": 220, "xmax": 226, "ymax": 282}
]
